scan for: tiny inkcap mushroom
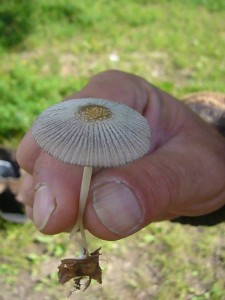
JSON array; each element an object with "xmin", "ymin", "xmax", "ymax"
[
  {"xmin": 32, "ymin": 98, "xmax": 151, "ymax": 255},
  {"xmin": 32, "ymin": 98, "xmax": 151, "ymax": 168}
]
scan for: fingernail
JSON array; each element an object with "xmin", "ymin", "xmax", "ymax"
[
  {"xmin": 93, "ymin": 182, "xmax": 142, "ymax": 236},
  {"xmin": 33, "ymin": 184, "xmax": 56, "ymax": 230}
]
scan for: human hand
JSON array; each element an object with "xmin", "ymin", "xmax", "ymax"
[{"xmin": 16, "ymin": 70, "xmax": 225, "ymax": 240}]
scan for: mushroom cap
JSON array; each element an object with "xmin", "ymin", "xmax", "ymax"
[{"xmin": 32, "ymin": 98, "xmax": 151, "ymax": 167}]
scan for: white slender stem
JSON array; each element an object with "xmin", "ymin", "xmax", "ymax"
[{"xmin": 70, "ymin": 166, "xmax": 93, "ymax": 256}]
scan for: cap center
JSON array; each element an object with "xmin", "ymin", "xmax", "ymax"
[{"xmin": 77, "ymin": 104, "xmax": 112, "ymax": 122}]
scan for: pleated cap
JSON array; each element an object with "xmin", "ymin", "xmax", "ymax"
[{"xmin": 32, "ymin": 98, "xmax": 151, "ymax": 167}]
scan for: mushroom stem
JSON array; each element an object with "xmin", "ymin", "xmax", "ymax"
[{"xmin": 70, "ymin": 166, "xmax": 93, "ymax": 256}]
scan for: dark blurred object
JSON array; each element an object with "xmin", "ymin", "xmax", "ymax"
[
  {"xmin": 172, "ymin": 92, "xmax": 225, "ymax": 226},
  {"xmin": 0, "ymin": 146, "xmax": 20, "ymax": 178},
  {"xmin": 0, "ymin": 145, "xmax": 26, "ymax": 224}
]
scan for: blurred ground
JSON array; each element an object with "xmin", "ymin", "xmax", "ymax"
[{"xmin": 0, "ymin": 221, "xmax": 224, "ymax": 300}]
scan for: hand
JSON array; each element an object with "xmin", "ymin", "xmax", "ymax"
[{"xmin": 17, "ymin": 70, "xmax": 225, "ymax": 240}]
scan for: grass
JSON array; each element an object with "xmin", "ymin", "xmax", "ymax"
[
  {"xmin": 0, "ymin": 1, "xmax": 224, "ymax": 299},
  {"xmin": 0, "ymin": 0, "xmax": 225, "ymax": 144},
  {"xmin": 1, "ymin": 220, "xmax": 224, "ymax": 299}
]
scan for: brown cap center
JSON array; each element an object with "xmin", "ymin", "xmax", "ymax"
[{"xmin": 77, "ymin": 104, "xmax": 112, "ymax": 122}]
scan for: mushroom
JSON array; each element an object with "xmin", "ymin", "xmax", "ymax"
[{"xmin": 32, "ymin": 98, "xmax": 151, "ymax": 256}]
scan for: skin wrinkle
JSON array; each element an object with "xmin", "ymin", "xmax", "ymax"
[
  {"xmin": 143, "ymin": 88, "xmax": 163, "ymax": 150},
  {"xmin": 145, "ymin": 86, "xmax": 192, "ymax": 149},
  {"xmin": 190, "ymin": 145, "xmax": 225, "ymax": 206},
  {"xmin": 177, "ymin": 195, "xmax": 225, "ymax": 216},
  {"xmin": 160, "ymin": 146, "xmax": 205, "ymax": 207},
  {"xmin": 25, "ymin": 205, "xmax": 33, "ymax": 219},
  {"xmin": 167, "ymin": 134, "xmax": 225, "ymax": 215},
  {"xmin": 139, "ymin": 158, "xmax": 179, "ymax": 222},
  {"xmin": 131, "ymin": 160, "xmax": 173, "ymax": 223},
  {"xmin": 131, "ymin": 75, "xmax": 149, "ymax": 113},
  {"xmin": 172, "ymin": 184, "xmax": 225, "ymax": 215},
  {"xmin": 18, "ymin": 173, "xmax": 34, "ymax": 206}
]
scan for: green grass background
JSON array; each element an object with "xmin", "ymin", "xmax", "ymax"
[
  {"xmin": 0, "ymin": 0, "xmax": 225, "ymax": 144},
  {"xmin": 0, "ymin": 1, "xmax": 224, "ymax": 299}
]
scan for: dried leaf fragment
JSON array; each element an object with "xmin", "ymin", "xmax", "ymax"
[{"xmin": 58, "ymin": 248, "xmax": 102, "ymax": 292}]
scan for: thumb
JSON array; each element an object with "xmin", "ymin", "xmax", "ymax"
[{"xmin": 85, "ymin": 151, "xmax": 177, "ymax": 241}]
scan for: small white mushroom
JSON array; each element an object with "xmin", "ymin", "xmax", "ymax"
[{"xmin": 32, "ymin": 98, "xmax": 151, "ymax": 255}]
